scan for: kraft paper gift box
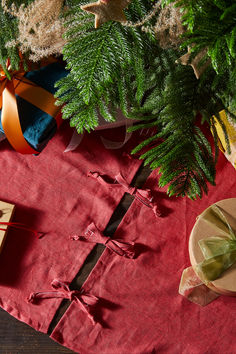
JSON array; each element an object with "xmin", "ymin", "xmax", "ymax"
[
  {"xmin": 0, "ymin": 201, "xmax": 15, "ymax": 254},
  {"xmin": 179, "ymin": 198, "xmax": 236, "ymax": 306}
]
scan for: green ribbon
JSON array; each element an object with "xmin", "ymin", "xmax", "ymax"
[{"xmin": 194, "ymin": 204, "xmax": 236, "ymax": 283}]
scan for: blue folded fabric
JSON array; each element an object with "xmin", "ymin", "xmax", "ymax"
[{"xmin": 0, "ymin": 62, "xmax": 68, "ymax": 152}]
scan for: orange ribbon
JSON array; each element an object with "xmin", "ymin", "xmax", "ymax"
[{"xmin": 0, "ymin": 59, "xmax": 62, "ymax": 154}]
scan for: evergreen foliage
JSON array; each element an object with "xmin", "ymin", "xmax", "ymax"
[
  {"xmin": 56, "ymin": 0, "xmax": 155, "ymax": 132},
  {"xmin": 129, "ymin": 57, "xmax": 221, "ymax": 199},
  {"xmin": 0, "ymin": 2, "xmax": 19, "ymax": 73},
  {"xmin": 1, "ymin": 0, "xmax": 235, "ymax": 199},
  {"xmin": 57, "ymin": 0, "xmax": 230, "ymax": 199},
  {"xmin": 0, "ymin": 1, "xmax": 33, "ymax": 74},
  {"xmin": 164, "ymin": 0, "xmax": 236, "ymax": 115}
]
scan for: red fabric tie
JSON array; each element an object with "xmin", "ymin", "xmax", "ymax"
[
  {"xmin": 0, "ymin": 221, "xmax": 39, "ymax": 238},
  {"xmin": 28, "ymin": 279, "xmax": 98, "ymax": 324},
  {"xmin": 71, "ymin": 222, "xmax": 136, "ymax": 259},
  {"xmin": 88, "ymin": 171, "xmax": 161, "ymax": 217}
]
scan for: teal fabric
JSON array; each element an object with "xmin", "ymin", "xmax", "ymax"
[{"xmin": 0, "ymin": 62, "xmax": 68, "ymax": 152}]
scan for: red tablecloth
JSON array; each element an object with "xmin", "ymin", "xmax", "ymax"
[
  {"xmin": 51, "ymin": 152, "xmax": 236, "ymax": 353},
  {"xmin": 0, "ymin": 124, "xmax": 141, "ymax": 333}
]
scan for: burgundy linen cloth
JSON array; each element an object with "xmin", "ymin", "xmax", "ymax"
[
  {"xmin": 51, "ymin": 152, "xmax": 236, "ymax": 354},
  {"xmin": 71, "ymin": 222, "xmax": 136, "ymax": 259},
  {"xmin": 0, "ymin": 123, "xmax": 141, "ymax": 333}
]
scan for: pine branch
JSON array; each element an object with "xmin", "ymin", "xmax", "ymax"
[
  {"xmin": 131, "ymin": 65, "xmax": 218, "ymax": 199},
  {"xmin": 56, "ymin": 0, "xmax": 155, "ymax": 131},
  {"xmin": 164, "ymin": 0, "xmax": 236, "ymax": 116},
  {"xmin": 56, "ymin": 0, "xmax": 232, "ymax": 199},
  {"xmin": 0, "ymin": 1, "xmax": 34, "ymax": 72},
  {"xmin": 0, "ymin": 4, "xmax": 19, "ymax": 71}
]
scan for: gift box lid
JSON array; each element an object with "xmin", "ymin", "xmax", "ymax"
[{"xmin": 189, "ymin": 198, "xmax": 236, "ymax": 295}]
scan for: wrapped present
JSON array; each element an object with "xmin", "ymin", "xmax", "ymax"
[
  {"xmin": 0, "ymin": 201, "xmax": 15, "ymax": 253},
  {"xmin": 179, "ymin": 198, "xmax": 236, "ymax": 306},
  {"xmin": 0, "ymin": 61, "xmax": 68, "ymax": 154},
  {"xmin": 213, "ymin": 110, "xmax": 236, "ymax": 168}
]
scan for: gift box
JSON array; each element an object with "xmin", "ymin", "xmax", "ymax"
[
  {"xmin": 214, "ymin": 110, "xmax": 236, "ymax": 169},
  {"xmin": 0, "ymin": 61, "xmax": 68, "ymax": 154},
  {"xmin": 0, "ymin": 201, "xmax": 15, "ymax": 253},
  {"xmin": 179, "ymin": 198, "xmax": 236, "ymax": 306},
  {"xmin": 189, "ymin": 198, "xmax": 236, "ymax": 296}
]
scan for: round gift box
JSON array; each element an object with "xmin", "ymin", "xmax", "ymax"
[{"xmin": 189, "ymin": 198, "xmax": 236, "ymax": 296}]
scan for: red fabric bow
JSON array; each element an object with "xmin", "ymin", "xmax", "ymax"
[
  {"xmin": 71, "ymin": 222, "xmax": 136, "ymax": 259},
  {"xmin": 28, "ymin": 279, "xmax": 98, "ymax": 324},
  {"xmin": 88, "ymin": 171, "xmax": 161, "ymax": 217}
]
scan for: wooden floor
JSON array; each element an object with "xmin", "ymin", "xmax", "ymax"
[{"xmin": 0, "ymin": 165, "xmax": 151, "ymax": 353}]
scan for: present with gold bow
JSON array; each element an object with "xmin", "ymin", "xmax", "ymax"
[
  {"xmin": 179, "ymin": 198, "xmax": 236, "ymax": 306},
  {"xmin": 213, "ymin": 110, "xmax": 236, "ymax": 169},
  {"xmin": 0, "ymin": 58, "xmax": 68, "ymax": 154}
]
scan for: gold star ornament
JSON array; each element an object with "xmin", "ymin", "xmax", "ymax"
[
  {"xmin": 81, "ymin": 0, "xmax": 130, "ymax": 28},
  {"xmin": 177, "ymin": 47, "xmax": 211, "ymax": 79}
]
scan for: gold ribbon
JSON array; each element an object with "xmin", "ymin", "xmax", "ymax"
[
  {"xmin": 213, "ymin": 110, "xmax": 236, "ymax": 169},
  {"xmin": 0, "ymin": 59, "xmax": 62, "ymax": 154},
  {"xmin": 194, "ymin": 204, "xmax": 236, "ymax": 283}
]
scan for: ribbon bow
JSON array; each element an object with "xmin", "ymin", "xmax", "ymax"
[
  {"xmin": 178, "ymin": 204, "xmax": 236, "ymax": 307},
  {"xmin": 71, "ymin": 222, "xmax": 136, "ymax": 259},
  {"xmin": 88, "ymin": 171, "xmax": 161, "ymax": 217},
  {"xmin": 0, "ymin": 58, "xmax": 61, "ymax": 154},
  {"xmin": 28, "ymin": 279, "xmax": 99, "ymax": 324},
  {"xmin": 194, "ymin": 204, "xmax": 236, "ymax": 283}
]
